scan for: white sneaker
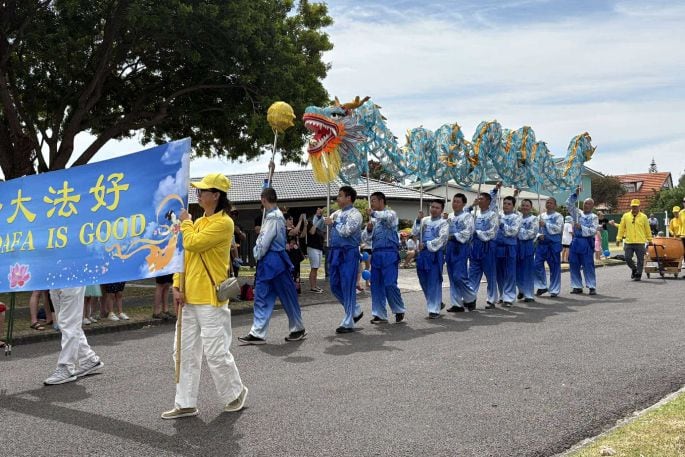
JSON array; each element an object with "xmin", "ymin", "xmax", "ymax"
[
  {"xmin": 75, "ymin": 357, "xmax": 104, "ymax": 378},
  {"xmin": 107, "ymin": 312, "xmax": 119, "ymax": 321},
  {"xmin": 224, "ymin": 386, "xmax": 248, "ymax": 412},
  {"xmin": 82, "ymin": 318, "xmax": 91, "ymax": 325},
  {"xmin": 118, "ymin": 312, "xmax": 129, "ymax": 321},
  {"xmin": 89, "ymin": 315, "xmax": 98, "ymax": 323},
  {"xmin": 44, "ymin": 365, "xmax": 77, "ymax": 385}
]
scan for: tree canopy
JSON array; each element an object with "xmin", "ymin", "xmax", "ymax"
[
  {"xmin": 647, "ymin": 178, "xmax": 685, "ymax": 215},
  {"xmin": 0, "ymin": 0, "xmax": 333, "ymax": 180},
  {"xmin": 590, "ymin": 175, "xmax": 625, "ymax": 210}
]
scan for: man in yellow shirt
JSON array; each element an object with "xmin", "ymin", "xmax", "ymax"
[{"xmin": 616, "ymin": 199, "xmax": 652, "ymax": 281}]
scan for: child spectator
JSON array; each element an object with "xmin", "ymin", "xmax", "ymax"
[
  {"xmin": 83, "ymin": 285, "xmax": 101, "ymax": 325},
  {"xmin": 102, "ymin": 282, "xmax": 128, "ymax": 320},
  {"xmin": 561, "ymin": 216, "xmax": 573, "ymax": 263}
]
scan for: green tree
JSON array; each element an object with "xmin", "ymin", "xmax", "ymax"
[
  {"xmin": 363, "ymin": 160, "xmax": 398, "ymax": 183},
  {"xmin": 647, "ymin": 186, "xmax": 685, "ymax": 215},
  {"xmin": 590, "ymin": 175, "xmax": 626, "ymax": 210},
  {"xmin": 0, "ymin": 0, "xmax": 333, "ymax": 180}
]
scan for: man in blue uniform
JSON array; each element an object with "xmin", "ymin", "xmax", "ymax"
[
  {"xmin": 412, "ymin": 199, "xmax": 449, "ymax": 319},
  {"xmin": 362, "ymin": 192, "xmax": 407, "ymax": 324},
  {"xmin": 517, "ymin": 198, "xmax": 538, "ymax": 302},
  {"xmin": 446, "ymin": 193, "xmax": 477, "ymax": 312},
  {"xmin": 496, "ymin": 196, "xmax": 522, "ymax": 307},
  {"xmin": 534, "ymin": 197, "xmax": 564, "ymax": 297},
  {"xmin": 238, "ymin": 187, "xmax": 306, "ymax": 344},
  {"xmin": 567, "ymin": 187, "xmax": 599, "ymax": 295},
  {"xmin": 469, "ymin": 189, "xmax": 499, "ymax": 309},
  {"xmin": 325, "ymin": 186, "xmax": 364, "ymax": 333}
]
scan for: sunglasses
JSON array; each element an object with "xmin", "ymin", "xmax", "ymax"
[{"xmin": 195, "ymin": 188, "xmax": 219, "ymax": 197}]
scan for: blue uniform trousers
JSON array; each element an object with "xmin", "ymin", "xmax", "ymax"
[
  {"xmin": 469, "ymin": 239, "xmax": 498, "ymax": 304},
  {"xmin": 496, "ymin": 243, "xmax": 517, "ymax": 303},
  {"xmin": 251, "ymin": 251, "xmax": 304, "ymax": 339},
  {"xmin": 446, "ymin": 240, "xmax": 476, "ymax": 307},
  {"xmin": 329, "ymin": 246, "xmax": 363, "ymax": 328},
  {"xmin": 569, "ymin": 237, "xmax": 596, "ymax": 289},
  {"xmin": 370, "ymin": 249, "xmax": 406, "ymax": 320},
  {"xmin": 516, "ymin": 239, "xmax": 535, "ymax": 299},
  {"xmin": 534, "ymin": 241, "xmax": 562, "ymax": 295},
  {"xmin": 416, "ymin": 249, "xmax": 444, "ymax": 314}
]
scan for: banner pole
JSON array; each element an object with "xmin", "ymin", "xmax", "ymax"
[{"xmin": 4, "ymin": 292, "xmax": 15, "ymax": 356}]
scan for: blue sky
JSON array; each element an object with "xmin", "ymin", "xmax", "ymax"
[{"xmin": 65, "ymin": 0, "xmax": 685, "ymax": 183}]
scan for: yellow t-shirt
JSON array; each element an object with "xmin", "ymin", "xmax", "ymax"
[
  {"xmin": 616, "ymin": 211, "xmax": 652, "ymax": 244},
  {"xmin": 173, "ymin": 211, "xmax": 234, "ymax": 306},
  {"xmin": 670, "ymin": 214, "xmax": 683, "ymax": 237}
]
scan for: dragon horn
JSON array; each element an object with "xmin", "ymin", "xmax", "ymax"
[
  {"xmin": 333, "ymin": 96, "xmax": 341, "ymax": 106},
  {"xmin": 342, "ymin": 96, "xmax": 370, "ymax": 110}
]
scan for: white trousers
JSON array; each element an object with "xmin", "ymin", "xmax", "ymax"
[
  {"xmin": 174, "ymin": 304, "xmax": 244, "ymax": 409},
  {"xmin": 50, "ymin": 287, "xmax": 97, "ymax": 372}
]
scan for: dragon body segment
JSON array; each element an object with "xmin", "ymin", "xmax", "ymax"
[{"xmin": 303, "ymin": 97, "xmax": 595, "ymax": 191}]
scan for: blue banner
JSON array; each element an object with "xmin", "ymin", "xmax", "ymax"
[{"xmin": 0, "ymin": 139, "xmax": 190, "ymax": 293}]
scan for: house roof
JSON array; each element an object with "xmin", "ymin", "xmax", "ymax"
[
  {"xmin": 188, "ymin": 169, "xmax": 441, "ymax": 205},
  {"xmin": 615, "ymin": 172, "xmax": 673, "ymax": 211}
]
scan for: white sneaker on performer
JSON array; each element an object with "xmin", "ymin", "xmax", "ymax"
[
  {"xmin": 44, "ymin": 365, "xmax": 77, "ymax": 385},
  {"xmin": 75, "ymin": 357, "xmax": 104, "ymax": 378},
  {"xmin": 161, "ymin": 407, "xmax": 199, "ymax": 420},
  {"xmin": 224, "ymin": 386, "xmax": 248, "ymax": 412},
  {"xmin": 82, "ymin": 318, "xmax": 91, "ymax": 325},
  {"xmin": 118, "ymin": 312, "xmax": 129, "ymax": 320},
  {"xmin": 107, "ymin": 312, "xmax": 119, "ymax": 321}
]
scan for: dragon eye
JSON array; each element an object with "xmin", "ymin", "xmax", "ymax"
[{"xmin": 330, "ymin": 112, "xmax": 343, "ymax": 118}]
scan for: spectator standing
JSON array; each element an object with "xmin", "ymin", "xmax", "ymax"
[
  {"xmin": 102, "ymin": 282, "xmax": 128, "ymax": 321},
  {"xmin": 307, "ymin": 208, "xmax": 326, "ymax": 293},
  {"xmin": 597, "ymin": 211, "xmax": 610, "ymax": 257},
  {"xmin": 561, "ymin": 215, "xmax": 573, "ymax": 263},
  {"xmin": 648, "ymin": 213, "xmax": 659, "ymax": 236},
  {"xmin": 29, "ymin": 290, "xmax": 53, "ymax": 331},
  {"xmin": 403, "ymin": 235, "xmax": 417, "ymax": 268},
  {"xmin": 83, "ymin": 285, "xmax": 101, "ymax": 325},
  {"xmin": 153, "ymin": 274, "xmax": 175, "ymax": 320}
]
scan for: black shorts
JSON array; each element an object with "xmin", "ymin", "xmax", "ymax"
[
  {"xmin": 362, "ymin": 248, "xmax": 372, "ymax": 255},
  {"xmin": 103, "ymin": 282, "xmax": 126, "ymax": 293},
  {"xmin": 562, "ymin": 243, "xmax": 571, "ymax": 248},
  {"xmin": 155, "ymin": 274, "xmax": 174, "ymax": 285}
]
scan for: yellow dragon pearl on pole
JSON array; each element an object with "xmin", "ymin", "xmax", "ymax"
[{"xmin": 267, "ymin": 101, "xmax": 296, "ymax": 134}]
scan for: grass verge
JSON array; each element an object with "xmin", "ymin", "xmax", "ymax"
[{"xmin": 567, "ymin": 389, "xmax": 685, "ymax": 456}]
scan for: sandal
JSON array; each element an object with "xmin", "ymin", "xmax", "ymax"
[{"xmin": 30, "ymin": 322, "xmax": 45, "ymax": 331}]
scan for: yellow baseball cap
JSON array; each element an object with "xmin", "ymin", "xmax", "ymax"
[
  {"xmin": 630, "ymin": 199, "xmax": 640, "ymax": 207},
  {"xmin": 191, "ymin": 173, "xmax": 231, "ymax": 193},
  {"xmin": 674, "ymin": 206, "xmax": 681, "ymax": 213}
]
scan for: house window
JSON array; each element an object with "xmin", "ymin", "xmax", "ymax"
[{"xmin": 623, "ymin": 183, "xmax": 636, "ymax": 192}]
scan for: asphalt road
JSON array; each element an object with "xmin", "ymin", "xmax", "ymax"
[{"xmin": 1, "ymin": 265, "xmax": 684, "ymax": 457}]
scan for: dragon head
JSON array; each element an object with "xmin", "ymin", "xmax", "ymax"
[{"xmin": 303, "ymin": 96, "xmax": 369, "ymax": 155}]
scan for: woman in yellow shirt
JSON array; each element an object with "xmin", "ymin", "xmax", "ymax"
[
  {"xmin": 162, "ymin": 173, "xmax": 247, "ymax": 419},
  {"xmin": 669, "ymin": 206, "xmax": 681, "ymax": 238}
]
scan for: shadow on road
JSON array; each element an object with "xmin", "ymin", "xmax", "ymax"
[{"xmin": 0, "ymin": 385, "xmax": 243, "ymax": 457}]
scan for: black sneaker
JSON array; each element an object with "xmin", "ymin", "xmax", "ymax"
[
  {"xmin": 570, "ymin": 288, "xmax": 583, "ymax": 294},
  {"xmin": 634, "ymin": 275, "xmax": 642, "ymax": 282},
  {"xmin": 523, "ymin": 298, "xmax": 535, "ymax": 303},
  {"xmin": 395, "ymin": 313, "xmax": 405, "ymax": 323},
  {"xmin": 238, "ymin": 334, "xmax": 266, "ymax": 345},
  {"xmin": 440, "ymin": 302, "xmax": 446, "ymax": 310},
  {"xmin": 503, "ymin": 302, "xmax": 512, "ymax": 308},
  {"xmin": 335, "ymin": 326, "xmax": 355, "ymax": 334},
  {"xmin": 497, "ymin": 299, "xmax": 504, "ymax": 304},
  {"xmin": 353, "ymin": 312, "xmax": 364, "ymax": 323},
  {"xmin": 370, "ymin": 316, "xmax": 388, "ymax": 324},
  {"xmin": 485, "ymin": 301, "xmax": 496, "ymax": 309},
  {"xmin": 536, "ymin": 288, "xmax": 548, "ymax": 296},
  {"xmin": 550, "ymin": 293, "xmax": 558, "ymax": 297},
  {"xmin": 631, "ymin": 269, "xmax": 637, "ymax": 279},
  {"xmin": 517, "ymin": 293, "xmax": 524, "ymax": 300},
  {"xmin": 465, "ymin": 301, "xmax": 477, "ymax": 311},
  {"xmin": 446, "ymin": 306, "xmax": 465, "ymax": 313},
  {"xmin": 285, "ymin": 330, "xmax": 307, "ymax": 342},
  {"xmin": 588, "ymin": 288, "xmax": 597, "ymax": 295},
  {"xmin": 428, "ymin": 312, "xmax": 441, "ymax": 319}
]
